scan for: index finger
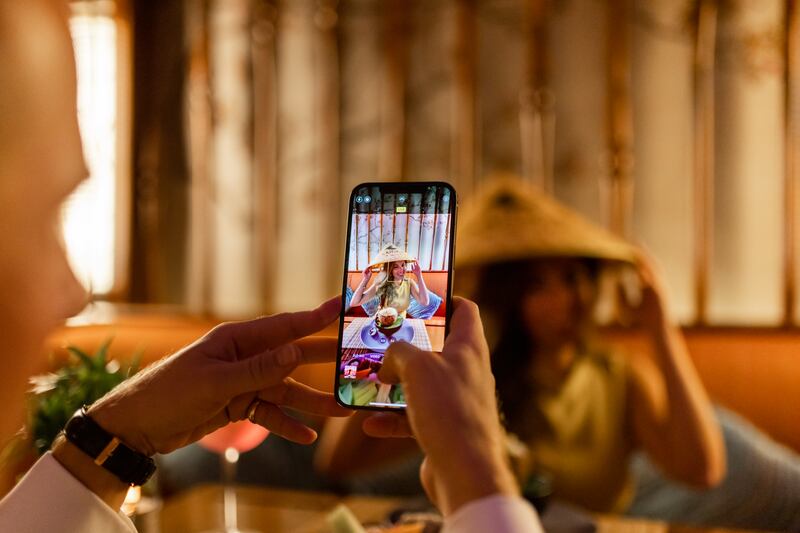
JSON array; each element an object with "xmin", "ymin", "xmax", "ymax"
[
  {"xmin": 220, "ymin": 336, "xmax": 339, "ymax": 396},
  {"xmin": 224, "ymin": 296, "xmax": 341, "ymax": 356}
]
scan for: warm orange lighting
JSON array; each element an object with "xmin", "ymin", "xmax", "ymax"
[{"xmin": 121, "ymin": 485, "xmax": 141, "ymax": 516}]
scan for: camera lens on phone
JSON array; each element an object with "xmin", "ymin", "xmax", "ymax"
[{"xmin": 355, "ymin": 196, "xmax": 363, "ymax": 203}]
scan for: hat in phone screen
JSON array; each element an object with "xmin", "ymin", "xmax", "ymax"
[{"xmin": 368, "ymin": 243, "xmax": 416, "ymax": 268}]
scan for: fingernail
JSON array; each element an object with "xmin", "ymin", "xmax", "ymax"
[{"xmin": 276, "ymin": 345, "xmax": 299, "ymax": 366}]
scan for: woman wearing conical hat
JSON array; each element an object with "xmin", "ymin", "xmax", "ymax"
[
  {"xmin": 350, "ymin": 243, "xmax": 430, "ymax": 320},
  {"xmin": 457, "ymin": 175, "xmax": 725, "ymax": 513}
]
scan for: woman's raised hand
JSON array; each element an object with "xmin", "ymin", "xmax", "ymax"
[
  {"xmin": 362, "ymin": 265, "xmax": 373, "ymax": 282},
  {"xmin": 619, "ymin": 251, "xmax": 670, "ymax": 333},
  {"xmin": 410, "ymin": 261, "xmax": 422, "ymax": 279}
]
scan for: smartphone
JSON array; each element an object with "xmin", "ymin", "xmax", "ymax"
[{"xmin": 335, "ymin": 182, "xmax": 457, "ymax": 410}]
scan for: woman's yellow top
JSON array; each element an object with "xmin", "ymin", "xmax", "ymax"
[
  {"xmin": 381, "ymin": 278, "xmax": 411, "ymax": 317},
  {"xmin": 518, "ymin": 348, "xmax": 634, "ymax": 513}
]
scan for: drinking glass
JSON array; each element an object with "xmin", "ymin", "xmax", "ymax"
[{"xmin": 198, "ymin": 421, "xmax": 270, "ymax": 533}]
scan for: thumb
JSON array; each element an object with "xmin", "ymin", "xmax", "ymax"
[
  {"xmin": 420, "ymin": 457, "xmax": 442, "ymax": 512},
  {"xmin": 378, "ymin": 341, "xmax": 425, "ymax": 385}
]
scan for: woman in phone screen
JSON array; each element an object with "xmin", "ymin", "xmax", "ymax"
[{"xmin": 350, "ymin": 244, "xmax": 430, "ymax": 318}]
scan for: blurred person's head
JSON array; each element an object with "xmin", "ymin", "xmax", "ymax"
[
  {"xmin": 0, "ymin": 0, "xmax": 87, "ymax": 442},
  {"xmin": 475, "ymin": 257, "xmax": 599, "ymax": 352},
  {"xmin": 455, "ymin": 175, "xmax": 635, "ymax": 433}
]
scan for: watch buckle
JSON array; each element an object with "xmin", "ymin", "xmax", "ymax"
[{"xmin": 94, "ymin": 436, "xmax": 120, "ymax": 466}]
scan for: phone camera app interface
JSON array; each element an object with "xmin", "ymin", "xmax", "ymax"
[{"xmin": 339, "ymin": 184, "xmax": 453, "ymax": 408}]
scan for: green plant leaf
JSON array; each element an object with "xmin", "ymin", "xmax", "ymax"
[
  {"xmin": 66, "ymin": 345, "xmax": 93, "ymax": 367},
  {"xmin": 94, "ymin": 337, "xmax": 113, "ymax": 369},
  {"xmin": 27, "ymin": 338, "xmax": 140, "ymax": 455}
]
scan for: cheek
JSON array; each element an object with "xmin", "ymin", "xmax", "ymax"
[
  {"xmin": 521, "ymin": 292, "xmax": 577, "ymax": 338},
  {"xmin": 0, "ymin": 227, "xmax": 82, "ymax": 440},
  {"xmin": 521, "ymin": 295, "xmax": 556, "ymax": 335},
  {"xmin": 577, "ymin": 281, "xmax": 597, "ymax": 312},
  {"xmin": 0, "ymin": 233, "xmax": 53, "ymax": 388},
  {"xmin": 0, "ymin": 224, "xmax": 85, "ymax": 347}
]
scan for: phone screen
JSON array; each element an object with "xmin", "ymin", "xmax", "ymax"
[{"xmin": 335, "ymin": 182, "xmax": 456, "ymax": 410}]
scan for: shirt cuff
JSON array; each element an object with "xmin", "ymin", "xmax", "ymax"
[
  {"xmin": 443, "ymin": 494, "xmax": 544, "ymax": 533},
  {"xmin": 0, "ymin": 452, "xmax": 136, "ymax": 533}
]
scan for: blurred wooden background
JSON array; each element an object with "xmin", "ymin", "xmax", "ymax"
[{"xmin": 68, "ymin": 0, "xmax": 800, "ymax": 326}]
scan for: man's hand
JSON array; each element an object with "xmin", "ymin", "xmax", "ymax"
[
  {"xmin": 87, "ymin": 296, "xmax": 351, "ymax": 456},
  {"xmin": 362, "ymin": 298, "xmax": 519, "ymax": 516}
]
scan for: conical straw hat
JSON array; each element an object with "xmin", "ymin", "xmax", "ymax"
[
  {"xmin": 368, "ymin": 243, "xmax": 416, "ymax": 268},
  {"xmin": 456, "ymin": 175, "xmax": 637, "ymax": 269}
]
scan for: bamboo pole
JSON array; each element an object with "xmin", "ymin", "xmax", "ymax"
[
  {"xmin": 452, "ymin": 0, "xmax": 477, "ymax": 197},
  {"xmin": 692, "ymin": 0, "xmax": 718, "ymax": 325},
  {"xmin": 113, "ymin": 0, "xmax": 133, "ymax": 299},
  {"xmin": 252, "ymin": 0, "xmax": 278, "ymax": 312},
  {"xmin": 378, "ymin": 0, "xmax": 409, "ymax": 181},
  {"xmin": 314, "ymin": 0, "xmax": 342, "ymax": 296},
  {"xmin": 520, "ymin": 0, "xmax": 554, "ymax": 193},
  {"xmin": 784, "ymin": 0, "xmax": 799, "ymax": 325},
  {"xmin": 209, "ymin": 0, "xmax": 261, "ymax": 317},
  {"xmin": 185, "ymin": 0, "xmax": 213, "ymax": 313},
  {"xmin": 606, "ymin": 0, "xmax": 634, "ymax": 238}
]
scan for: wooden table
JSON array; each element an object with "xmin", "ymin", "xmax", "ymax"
[{"xmin": 138, "ymin": 485, "xmax": 772, "ymax": 533}]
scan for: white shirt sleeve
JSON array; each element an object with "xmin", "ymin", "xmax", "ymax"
[
  {"xmin": 0, "ymin": 452, "xmax": 136, "ymax": 533},
  {"xmin": 443, "ymin": 494, "xmax": 544, "ymax": 533}
]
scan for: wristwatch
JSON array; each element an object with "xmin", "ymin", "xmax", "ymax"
[{"xmin": 63, "ymin": 406, "xmax": 156, "ymax": 486}]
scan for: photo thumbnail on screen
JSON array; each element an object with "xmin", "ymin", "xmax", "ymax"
[{"xmin": 338, "ymin": 183, "xmax": 454, "ymax": 408}]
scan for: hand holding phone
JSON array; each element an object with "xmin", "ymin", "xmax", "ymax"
[{"xmin": 362, "ymin": 298, "xmax": 520, "ymax": 515}]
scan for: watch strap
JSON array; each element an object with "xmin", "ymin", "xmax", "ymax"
[{"xmin": 63, "ymin": 406, "xmax": 156, "ymax": 486}]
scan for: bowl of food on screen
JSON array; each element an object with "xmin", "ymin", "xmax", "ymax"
[{"xmin": 375, "ymin": 307, "xmax": 403, "ymax": 335}]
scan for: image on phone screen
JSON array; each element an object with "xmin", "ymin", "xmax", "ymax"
[{"xmin": 336, "ymin": 182, "xmax": 456, "ymax": 410}]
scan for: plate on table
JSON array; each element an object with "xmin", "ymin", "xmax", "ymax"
[{"xmin": 360, "ymin": 320, "xmax": 414, "ymax": 350}]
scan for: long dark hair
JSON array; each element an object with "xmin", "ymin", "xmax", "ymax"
[{"xmin": 473, "ymin": 258, "xmax": 599, "ymax": 438}]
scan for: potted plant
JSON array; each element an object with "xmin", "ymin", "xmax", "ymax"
[{"xmin": 0, "ymin": 340, "xmax": 139, "ymax": 490}]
